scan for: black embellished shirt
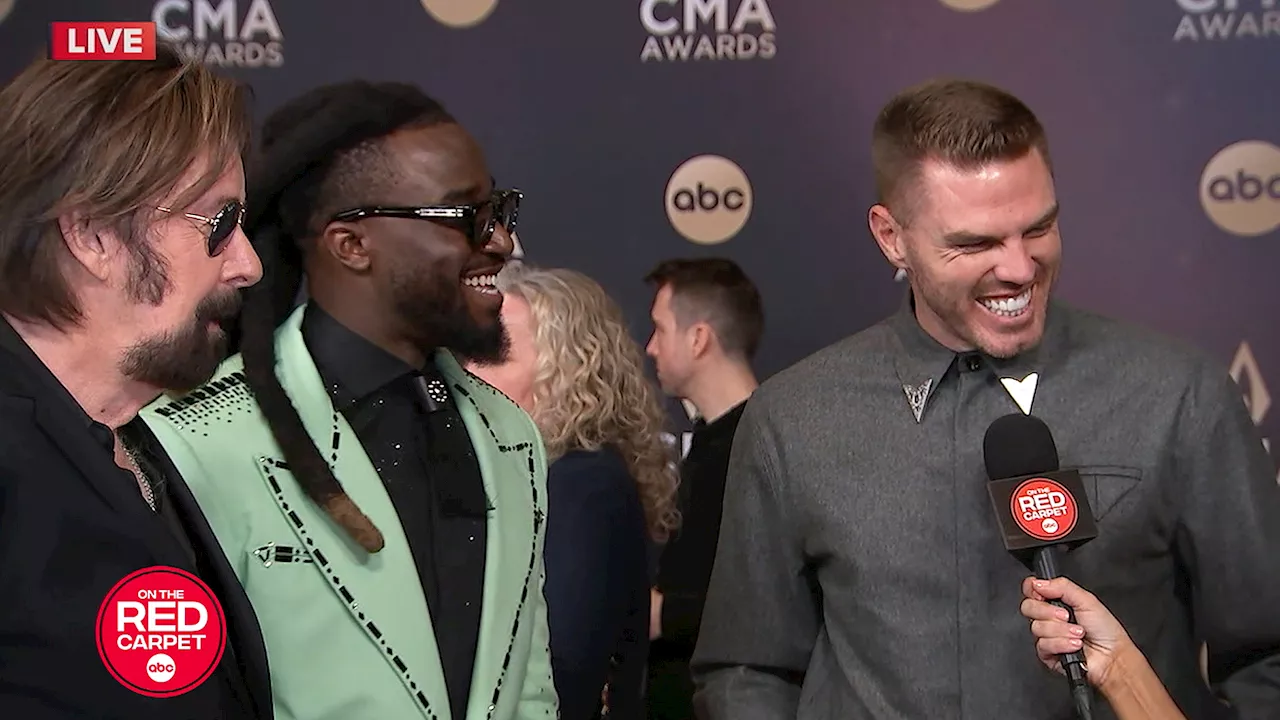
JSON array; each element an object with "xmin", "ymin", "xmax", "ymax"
[{"xmin": 300, "ymin": 302, "xmax": 489, "ymax": 720}]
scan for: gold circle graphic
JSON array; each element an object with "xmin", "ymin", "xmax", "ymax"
[
  {"xmin": 420, "ymin": 0, "xmax": 499, "ymax": 28},
  {"xmin": 1199, "ymin": 140, "xmax": 1280, "ymax": 237},
  {"xmin": 664, "ymin": 155, "xmax": 753, "ymax": 245},
  {"xmin": 939, "ymin": 0, "xmax": 1001, "ymax": 11}
]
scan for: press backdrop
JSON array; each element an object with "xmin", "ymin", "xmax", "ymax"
[{"xmin": 1, "ymin": 0, "xmax": 1277, "ymax": 475}]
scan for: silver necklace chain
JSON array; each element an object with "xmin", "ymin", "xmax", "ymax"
[{"xmin": 117, "ymin": 436, "xmax": 157, "ymax": 512}]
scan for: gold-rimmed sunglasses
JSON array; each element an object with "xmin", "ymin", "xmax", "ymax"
[{"xmin": 155, "ymin": 199, "xmax": 245, "ymax": 256}]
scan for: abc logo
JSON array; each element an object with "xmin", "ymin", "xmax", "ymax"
[
  {"xmin": 664, "ymin": 155, "xmax": 753, "ymax": 245},
  {"xmin": 1199, "ymin": 140, "xmax": 1280, "ymax": 237},
  {"xmin": 146, "ymin": 653, "xmax": 176, "ymax": 683},
  {"xmin": 0, "ymin": 0, "xmax": 13, "ymax": 24},
  {"xmin": 419, "ymin": 0, "xmax": 498, "ymax": 28},
  {"xmin": 938, "ymin": 0, "xmax": 1000, "ymax": 11}
]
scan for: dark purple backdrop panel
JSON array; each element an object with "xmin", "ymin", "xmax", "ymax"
[{"xmin": 2, "ymin": 0, "xmax": 1276, "ymax": 479}]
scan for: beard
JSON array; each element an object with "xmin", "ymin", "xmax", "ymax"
[
  {"xmin": 389, "ymin": 260, "xmax": 509, "ymax": 365},
  {"xmin": 119, "ymin": 289, "xmax": 242, "ymax": 393}
]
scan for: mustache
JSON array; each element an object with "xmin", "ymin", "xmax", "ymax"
[{"xmin": 195, "ymin": 289, "xmax": 242, "ymax": 324}]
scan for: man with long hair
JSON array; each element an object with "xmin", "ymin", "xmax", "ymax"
[
  {"xmin": 0, "ymin": 47, "xmax": 270, "ymax": 718},
  {"xmin": 139, "ymin": 80, "xmax": 558, "ymax": 720}
]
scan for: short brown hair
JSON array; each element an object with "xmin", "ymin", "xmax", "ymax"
[
  {"xmin": 0, "ymin": 43, "xmax": 252, "ymax": 329},
  {"xmin": 645, "ymin": 257, "xmax": 764, "ymax": 361},
  {"xmin": 871, "ymin": 78, "xmax": 1051, "ymax": 221}
]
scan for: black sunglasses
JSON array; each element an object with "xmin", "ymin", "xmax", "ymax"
[
  {"xmin": 156, "ymin": 199, "xmax": 245, "ymax": 257},
  {"xmin": 328, "ymin": 188, "xmax": 522, "ymax": 248}
]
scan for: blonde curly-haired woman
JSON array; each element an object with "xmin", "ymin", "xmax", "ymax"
[{"xmin": 469, "ymin": 264, "xmax": 680, "ymax": 720}]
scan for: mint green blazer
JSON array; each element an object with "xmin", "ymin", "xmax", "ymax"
[{"xmin": 140, "ymin": 306, "xmax": 559, "ymax": 720}]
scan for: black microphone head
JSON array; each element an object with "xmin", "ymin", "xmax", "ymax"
[
  {"xmin": 983, "ymin": 413, "xmax": 1060, "ymax": 480},
  {"xmin": 983, "ymin": 413, "xmax": 1098, "ymax": 559}
]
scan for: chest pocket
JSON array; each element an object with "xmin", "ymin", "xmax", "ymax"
[
  {"xmin": 1067, "ymin": 465, "xmax": 1172, "ymax": 604},
  {"xmin": 1077, "ymin": 465, "xmax": 1144, "ymax": 522}
]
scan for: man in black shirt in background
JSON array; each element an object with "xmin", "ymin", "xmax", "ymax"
[{"xmin": 643, "ymin": 259, "xmax": 764, "ymax": 720}]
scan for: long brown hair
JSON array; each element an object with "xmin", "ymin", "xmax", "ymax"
[{"xmin": 0, "ymin": 44, "xmax": 252, "ymax": 328}]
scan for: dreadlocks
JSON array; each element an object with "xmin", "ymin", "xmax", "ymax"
[{"xmin": 240, "ymin": 81, "xmax": 455, "ymax": 553}]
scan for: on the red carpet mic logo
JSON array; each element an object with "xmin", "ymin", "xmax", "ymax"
[
  {"xmin": 50, "ymin": 22, "xmax": 157, "ymax": 61},
  {"xmin": 1010, "ymin": 477, "xmax": 1078, "ymax": 541},
  {"xmin": 95, "ymin": 566, "xmax": 226, "ymax": 697}
]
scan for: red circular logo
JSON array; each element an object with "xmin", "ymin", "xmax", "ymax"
[
  {"xmin": 1010, "ymin": 478, "xmax": 1078, "ymax": 541},
  {"xmin": 95, "ymin": 566, "xmax": 226, "ymax": 697}
]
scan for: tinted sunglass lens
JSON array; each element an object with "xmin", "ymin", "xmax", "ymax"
[
  {"xmin": 208, "ymin": 201, "xmax": 241, "ymax": 255},
  {"xmin": 473, "ymin": 202, "xmax": 495, "ymax": 246},
  {"xmin": 501, "ymin": 193, "xmax": 519, "ymax": 233}
]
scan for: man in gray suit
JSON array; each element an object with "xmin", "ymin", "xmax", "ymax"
[{"xmin": 690, "ymin": 78, "xmax": 1280, "ymax": 719}]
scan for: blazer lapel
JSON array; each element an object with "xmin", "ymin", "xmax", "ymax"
[
  {"xmin": 258, "ymin": 310, "xmax": 451, "ymax": 720},
  {"xmin": 140, "ymin": 419, "xmax": 272, "ymax": 720},
  {"xmin": 437, "ymin": 354, "xmax": 545, "ymax": 720}
]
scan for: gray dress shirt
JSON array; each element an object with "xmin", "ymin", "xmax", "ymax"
[{"xmin": 690, "ymin": 297, "xmax": 1280, "ymax": 720}]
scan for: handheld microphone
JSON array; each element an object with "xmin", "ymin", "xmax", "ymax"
[{"xmin": 983, "ymin": 413, "xmax": 1098, "ymax": 720}]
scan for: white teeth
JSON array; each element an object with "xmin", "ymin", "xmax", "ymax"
[
  {"xmin": 979, "ymin": 289, "xmax": 1031, "ymax": 317},
  {"xmin": 464, "ymin": 274, "xmax": 498, "ymax": 294}
]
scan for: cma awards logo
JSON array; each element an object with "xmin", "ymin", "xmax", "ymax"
[
  {"xmin": 640, "ymin": 0, "xmax": 776, "ymax": 62},
  {"xmin": 153, "ymin": 0, "xmax": 283, "ymax": 68},
  {"xmin": 1173, "ymin": 0, "xmax": 1280, "ymax": 41},
  {"xmin": 1199, "ymin": 140, "xmax": 1280, "ymax": 237},
  {"xmin": 664, "ymin": 155, "xmax": 753, "ymax": 245},
  {"xmin": 1230, "ymin": 341, "xmax": 1280, "ymax": 484}
]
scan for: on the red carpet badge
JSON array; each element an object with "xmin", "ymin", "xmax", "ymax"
[
  {"xmin": 95, "ymin": 566, "xmax": 226, "ymax": 697},
  {"xmin": 1010, "ymin": 477, "xmax": 1078, "ymax": 541},
  {"xmin": 49, "ymin": 22, "xmax": 157, "ymax": 61}
]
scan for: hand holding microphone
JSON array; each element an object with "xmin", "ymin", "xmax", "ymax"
[
  {"xmin": 1021, "ymin": 576, "xmax": 1188, "ymax": 720},
  {"xmin": 1020, "ymin": 576, "xmax": 1130, "ymax": 687}
]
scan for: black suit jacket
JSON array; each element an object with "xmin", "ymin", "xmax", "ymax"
[
  {"xmin": 543, "ymin": 448, "xmax": 650, "ymax": 720},
  {"xmin": 0, "ymin": 319, "xmax": 271, "ymax": 719}
]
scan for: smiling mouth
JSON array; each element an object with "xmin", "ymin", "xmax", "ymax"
[
  {"xmin": 977, "ymin": 287, "xmax": 1032, "ymax": 318},
  {"xmin": 463, "ymin": 273, "xmax": 499, "ymax": 295}
]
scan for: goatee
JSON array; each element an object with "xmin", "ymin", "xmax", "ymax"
[
  {"xmin": 120, "ymin": 289, "xmax": 242, "ymax": 393},
  {"xmin": 390, "ymin": 262, "xmax": 510, "ymax": 366}
]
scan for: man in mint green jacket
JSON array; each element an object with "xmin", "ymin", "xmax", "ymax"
[{"xmin": 140, "ymin": 80, "xmax": 558, "ymax": 720}]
